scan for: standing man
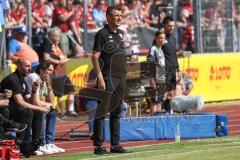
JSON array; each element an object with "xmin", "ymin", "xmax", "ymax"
[
  {"xmin": 92, "ymin": 6, "xmax": 129, "ymax": 155},
  {"xmin": 162, "ymin": 16, "xmax": 181, "ymax": 113}
]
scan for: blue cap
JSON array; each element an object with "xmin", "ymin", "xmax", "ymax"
[{"xmin": 15, "ymin": 26, "xmax": 28, "ymax": 35}]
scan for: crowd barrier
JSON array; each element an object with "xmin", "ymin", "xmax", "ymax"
[{"xmin": 104, "ymin": 113, "xmax": 228, "ymax": 141}]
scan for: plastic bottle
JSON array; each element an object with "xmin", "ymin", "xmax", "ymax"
[{"xmin": 175, "ymin": 123, "xmax": 180, "ymax": 143}]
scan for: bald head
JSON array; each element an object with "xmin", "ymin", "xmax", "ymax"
[
  {"xmin": 17, "ymin": 58, "xmax": 31, "ymax": 66},
  {"xmin": 17, "ymin": 58, "xmax": 31, "ymax": 76}
]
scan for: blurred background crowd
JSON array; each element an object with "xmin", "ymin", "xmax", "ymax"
[{"xmin": 2, "ymin": 0, "xmax": 240, "ymax": 57}]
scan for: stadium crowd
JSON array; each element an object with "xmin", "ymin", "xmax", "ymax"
[
  {"xmin": 3, "ymin": 0, "xmax": 240, "ymax": 54},
  {"xmin": 3, "ymin": 0, "xmax": 197, "ymax": 53}
]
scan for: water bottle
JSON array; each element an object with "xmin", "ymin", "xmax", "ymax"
[{"xmin": 175, "ymin": 123, "xmax": 180, "ymax": 143}]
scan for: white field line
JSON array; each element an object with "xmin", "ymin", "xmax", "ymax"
[
  {"xmin": 229, "ymin": 130, "xmax": 240, "ymax": 133},
  {"xmin": 229, "ymin": 124, "xmax": 240, "ymax": 127},
  {"xmin": 229, "ymin": 119, "xmax": 240, "ymax": 122},
  {"xmin": 55, "ymin": 134, "xmax": 239, "ymax": 147},
  {"xmin": 55, "ymin": 139, "xmax": 162, "ymax": 146},
  {"xmin": 82, "ymin": 141, "xmax": 240, "ymax": 160},
  {"xmin": 127, "ymin": 144, "xmax": 240, "ymax": 160},
  {"xmin": 56, "ymin": 137, "xmax": 240, "ymax": 151}
]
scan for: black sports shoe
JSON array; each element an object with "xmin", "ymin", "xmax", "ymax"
[
  {"xmin": 17, "ymin": 140, "xmax": 32, "ymax": 158},
  {"xmin": 94, "ymin": 146, "xmax": 110, "ymax": 155},
  {"xmin": 31, "ymin": 139, "xmax": 41, "ymax": 154},
  {"xmin": 110, "ymin": 145, "xmax": 130, "ymax": 153},
  {"xmin": 6, "ymin": 121, "xmax": 27, "ymax": 133}
]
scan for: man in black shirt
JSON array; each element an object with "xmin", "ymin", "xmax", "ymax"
[
  {"xmin": 162, "ymin": 16, "xmax": 181, "ymax": 113},
  {"xmin": 91, "ymin": 6, "xmax": 128, "ymax": 154},
  {"xmin": 0, "ymin": 58, "xmax": 49, "ymax": 141}
]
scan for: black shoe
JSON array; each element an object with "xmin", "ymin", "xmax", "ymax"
[
  {"xmin": 94, "ymin": 146, "xmax": 110, "ymax": 155},
  {"xmin": 110, "ymin": 145, "xmax": 130, "ymax": 153},
  {"xmin": 6, "ymin": 121, "xmax": 27, "ymax": 133},
  {"xmin": 17, "ymin": 140, "xmax": 32, "ymax": 158},
  {"xmin": 31, "ymin": 139, "xmax": 41, "ymax": 154}
]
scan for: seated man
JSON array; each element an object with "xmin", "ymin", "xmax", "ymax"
[{"xmin": 0, "ymin": 58, "xmax": 49, "ymax": 143}]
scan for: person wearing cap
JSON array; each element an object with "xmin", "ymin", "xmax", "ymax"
[{"xmin": 8, "ymin": 26, "xmax": 40, "ymax": 70}]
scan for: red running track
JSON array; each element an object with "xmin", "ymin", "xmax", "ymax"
[{"xmin": 46, "ymin": 105, "xmax": 240, "ymax": 155}]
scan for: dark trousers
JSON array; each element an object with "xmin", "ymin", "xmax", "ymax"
[
  {"xmin": 9, "ymin": 105, "xmax": 33, "ymax": 141},
  {"xmin": 93, "ymin": 76, "xmax": 126, "ymax": 147},
  {"xmin": 32, "ymin": 111, "xmax": 44, "ymax": 141},
  {"xmin": 0, "ymin": 108, "xmax": 10, "ymax": 131}
]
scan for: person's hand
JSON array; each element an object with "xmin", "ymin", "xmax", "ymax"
[
  {"xmin": 176, "ymin": 70, "xmax": 182, "ymax": 82},
  {"xmin": 32, "ymin": 80, "xmax": 40, "ymax": 94},
  {"xmin": 4, "ymin": 89, "xmax": 12, "ymax": 98},
  {"xmin": 42, "ymin": 73, "xmax": 51, "ymax": 86},
  {"xmin": 98, "ymin": 79, "xmax": 106, "ymax": 90},
  {"xmin": 43, "ymin": 103, "xmax": 53, "ymax": 109},
  {"xmin": 0, "ymin": 99, "xmax": 9, "ymax": 107},
  {"xmin": 39, "ymin": 106, "xmax": 50, "ymax": 113}
]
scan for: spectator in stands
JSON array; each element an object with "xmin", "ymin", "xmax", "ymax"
[
  {"xmin": 4, "ymin": 8, "xmax": 18, "ymax": 30},
  {"xmin": 149, "ymin": 0, "xmax": 166, "ymax": 28},
  {"xmin": 201, "ymin": 2, "xmax": 225, "ymax": 52},
  {"xmin": 52, "ymin": 0, "xmax": 83, "ymax": 57},
  {"xmin": 140, "ymin": 0, "xmax": 152, "ymax": 25},
  {"xmin": 148, "ymin": 29, "xmax": 166, "ymax": 114},
  {"xmin": 176, "ymin": 8, "xmax": 188, "ymax": 49},
  {"xmin": 44, "ymin": 0, "xmax": 58, "ymax": 27},
  {"xmin": 66, "ymin": 0, "xmax": 83, "ymax": 52},
  {"xmin": 25, "ymin": 61, "xmax": 65, "ymax": 155},
  {"xmin": 9, "ymin": 0, "xmax": 26, "ymax": 26},
  {"xmin": 32, "ymin": 0, "xmax": 49, "ymax": 53},
  {"xmin": 38, "ymin": 27, "xmax": 77, "ymax": 117},
  {"xmin": 180, "ymin": 0, "xmax": 193, "ymax": 16},
  {"xmin": 162, "ymin": 16, "xmax": 181, "ymax": 113},
  {"xmin": 92, "ymin": 0, "xmax": 107, "ymax": 28},
  {"xmin": 181, "ymin": 15, "xmax": 194, "ymax": 52},
  {"xmin": 81, "ymin": 2, "xmax": 97, "ymax": 29},
  {"xmin": 32, "ymin": 0, "xmax": 48, "ymax": 31},
  {"xmin": 121, "ymin": 0, "xmax": 142, "ymax": 30},
  {"xmin": 7, "ymin": 26, "xmax": 40, "ymax": 70},
  {"xmin": 0, "ymin": 58, "xmax": 49, "ymax": 143}
]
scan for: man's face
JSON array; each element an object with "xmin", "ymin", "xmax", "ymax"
[
  {"xmin": 107, "ymin": 9, "xmax": 122, "ymax": 28},
  {"xmin": 19, "ymin": 60, "xmax": 31, "ymax": 76},
  {"xmin": 164, "ymin": 21, "xmax": 175, "ymax": 35}
]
